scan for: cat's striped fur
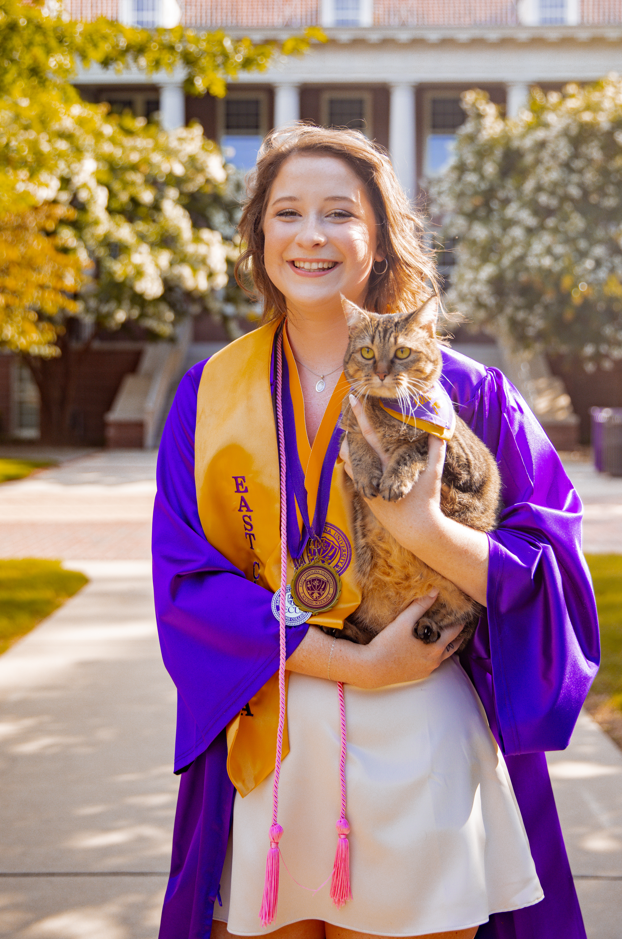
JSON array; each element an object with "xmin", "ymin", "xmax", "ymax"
[{"xmin": 336, "ymin": 297, "xmax": 501, "ymax": 650}]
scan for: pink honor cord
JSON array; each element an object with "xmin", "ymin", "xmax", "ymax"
[
  {"xmin": 330, "ymin": 680, "xmax": 352, "ymax": 907},
  {"xmin": 259, "ymin": 331, "xmax": 351, "ymax": 927},
  {"xmin": 259, "ymin": 332, "xmax": 288, "ymax": 928}
]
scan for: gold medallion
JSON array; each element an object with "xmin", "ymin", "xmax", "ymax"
[{"xmin": 291, "ymin": 560, "xmax": 342, "ymax": 614}]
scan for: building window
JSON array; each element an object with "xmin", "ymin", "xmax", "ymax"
[
  {"xmin": 133, "ymin": 0, "xmax": 159, "ymax": 27},
  {"xmin": 424, "ymin": 95, "xmax": 465, "ymax": 178},
  {"xmin": 539, "ymin": 0, "xmax": 567, "ymax": 24},
  {"xmin": 334, "ymin": 0, "xmax": 361, "ymax": 26},
  {"xmin": 321, "ymin": 0, "xmax": 372, "ymax": 28},
  {"xmin": 98, "ymin": 91, "xmax": 160, "ymax": 120},
  {"xmin": 119, "ymin": 0, "xmax": 180, "ymax": 28},
  {"xmin": 321, "ymin": 92, "xmax": 371, "ymax": 135},
  {"xmin": 221, "ymin": 95, "xmax": 266, "ymax": 171},
  {"xmin": 12, "ymin": 360, "xmax": 40, "ymax": 440}
]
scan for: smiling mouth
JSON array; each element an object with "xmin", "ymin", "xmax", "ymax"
[{"xmin": 291, "ymin": 260, "xmax": 338, "ymax": 271}]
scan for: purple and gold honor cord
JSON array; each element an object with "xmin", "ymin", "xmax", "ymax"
[{"xmin": 260, "ymin": 331, "xmax": 351, "ymax": 927}]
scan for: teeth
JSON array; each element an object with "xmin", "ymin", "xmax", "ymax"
[{"xmin": 293, "ymin": 261, "xmax": 336, "ymax": 271}]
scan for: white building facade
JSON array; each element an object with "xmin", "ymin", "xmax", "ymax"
[
  {"xmin": 4, "ymin": 0, "xmax": 618, "ymax": 446},
  {"xmin": 72, "ymin": 0, "xmax": 622, "ymax": 202}
]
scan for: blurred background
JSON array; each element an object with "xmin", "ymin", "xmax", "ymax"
[{"xmin": 1, "ymin": 3, "xmax": 622, "ymax": 938}]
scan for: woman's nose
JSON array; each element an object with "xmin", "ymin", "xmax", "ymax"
[{"xmin": 295, "ymin": 216, "xmax": 326, "ymax": 247}]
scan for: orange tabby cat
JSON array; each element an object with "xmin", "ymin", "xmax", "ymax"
[{"xmin": 338, "ymin": 297, "xmax": 501, "ymax": 650}]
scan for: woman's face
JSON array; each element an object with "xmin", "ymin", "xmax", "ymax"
[{"xmin": 262, "ymin": 153, "xmax": 383, "ymax": 320}]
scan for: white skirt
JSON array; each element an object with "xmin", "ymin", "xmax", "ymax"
[{"xmin": 214, "ymin": 659, "xmax": 543, "ymax": 936}]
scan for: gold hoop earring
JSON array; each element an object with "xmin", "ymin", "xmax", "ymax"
[{"xmin": 372, "ymin": 258, "xmax": 388, "ymax": 276}]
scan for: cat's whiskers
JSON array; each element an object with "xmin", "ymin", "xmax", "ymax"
[
  {"xmin": 402, "ymin": 377, "xmax": 428, "ymax": 401},
  {"xmin": 395, "ymin": 387, "xmax": 415, "ymax": 434},
  {"xmin": 346, "ymin": 379, "xmax": 376, "ymax": 415},
  {"xmin": 347, "ymin": 378, "xmax": 369, "ymax": 401}
]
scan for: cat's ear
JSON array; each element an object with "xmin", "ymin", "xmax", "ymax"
[
  {"xmin": 341, "ymin": 295, "xmax": 368, "ymax": 328},
  {"xmin": 411, "ymin": 296, "xmax": 438, "ymax": 337}
]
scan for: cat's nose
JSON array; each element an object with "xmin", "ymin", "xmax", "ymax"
[{"xmin": 375, "ymin": 370, "xmax": 388, "ymax": 381}]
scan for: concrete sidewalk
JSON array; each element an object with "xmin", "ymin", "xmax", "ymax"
[
  {"xmin": 0, "ymin": 449, "xmax": 620, "ymax": 937},
  {"xmin": 0, "ymin": 561, "xmax": 176, "ymax": 939},
  {"xmin": 0, "ymin": 451, "xmax": 156, "ymax": 560}
]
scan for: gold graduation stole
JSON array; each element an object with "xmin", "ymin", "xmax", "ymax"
[{"xmin": 194, "ymin": 321, "xmax": 360, "ymax": 796}]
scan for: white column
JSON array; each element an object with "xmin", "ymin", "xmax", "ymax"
[
  {"xmin": 566, "ymin": 0, "xmax": 580, "ymax": 25},
  {"xmin": 389, "ymin": 83, "xmax": 416, "ymax": 199},
  {"xmin": 273, "ymin": 83, "xmax": 300, "ymax": 129},
  {"xmin": 159, "ymin": 82, "xmax": 185, "ymax": 131},
  {"xmin": 506, "ymin": 82, "xmax": 530, "ymax": 119},
  {"xmin": 516, "ymin": 0, "xmax": 537, "ymax": 25}
]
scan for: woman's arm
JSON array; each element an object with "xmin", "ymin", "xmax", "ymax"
[
  {"xmin": 153, "ymin": 365, "xmax": 313, "ymax": 770},
  {"xmin": 287, "ymin": 591, "xmax": 466, "ymax": 689},
  {"xmin": 451, "ymin": 363, "xmax": 599, "ymax": 754},
  {"xmin": 340, "ymin": 396, "xmax": 489, "ymax": 606}
]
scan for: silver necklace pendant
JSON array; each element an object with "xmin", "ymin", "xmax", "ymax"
[{"xmin": 315, "ymin": 377, "xmax": 326, "ymax": 393}]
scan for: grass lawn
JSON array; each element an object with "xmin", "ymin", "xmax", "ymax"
[
  {"xmin": 0, "ymin": 554, "xmax": 619, "ymax": 746},
  {"xmin": 0, "ymin": 560, "xmax": 88, "ymax": 656},
  {"xmin": 584, "ymin": 554, "xmax": 622, "ymax": 749},
  {"xmin": 0, "ymin": 458, "xmax": 55, "ymax": 484}
]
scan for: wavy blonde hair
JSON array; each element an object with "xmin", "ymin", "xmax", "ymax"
[{"xmin": 234, "ymin": 124, "xmax": 439, "ymax": 321}]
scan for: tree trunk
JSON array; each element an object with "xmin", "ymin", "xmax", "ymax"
[{"xmin": 24, "ymin": 333, "xmax": 92, "ymax": 445}]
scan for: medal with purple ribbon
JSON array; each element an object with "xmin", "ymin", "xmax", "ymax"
[{"xmin": 271, "ymin": 328, "xmax": 345, "ymax": 615}]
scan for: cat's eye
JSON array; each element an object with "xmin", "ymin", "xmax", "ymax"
[
  {"xmin": 360, "ymin": 347, "xmax": 375, "ymax": 360},
  {"xmin": 395, "ymin": 347, "xmax": 411, "ymax": 360}
]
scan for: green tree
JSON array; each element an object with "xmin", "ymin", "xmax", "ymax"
[
  {"xmin": 0, "ymin": 0, "xmax": 323, "ymax": 100},
  {"xmin": 0, "ymin": 91, "xmax": 252, "ymax": 443},
  {"xmin": 432, "ymin": 77, "xmax": 622, "ymax": 372},
  {"xmin": 0, "ymin": 0, "xmax": 323, "ymax": 442}
]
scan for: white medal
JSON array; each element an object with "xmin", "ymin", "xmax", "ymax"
[{"xmin": 271, "ymin": 585, "xmax": 312, "ymax": 627}]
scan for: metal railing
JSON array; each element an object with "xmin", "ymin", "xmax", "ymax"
[
  {"xmin": 373, "ymin": 1, "xmax": 518, "ymax": 27},
  {"xmin": 581, "ymin": 0, "xmax": 622, "ymax": 23},
  {"xmin": 183, "ymin": 0, "xmax": 320, "ymax": 27},
  {"xmin": 67, "ymin": 0, "xmax": 120, "ymax": 19},
  {"xmin": 65, "ymin": 0, "xmax": 622, "ymax": 27}
]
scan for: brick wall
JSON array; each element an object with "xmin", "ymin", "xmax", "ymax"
[
  {"xmin": 0, "ymin": 355, "xmax": 12, "ymax": 439},
  {"xmin": 71, "ymin": 347, "xmax": 143, "ymax": 445},
  {"xmin": 549, "ymin": 356, "xmax": 622, "ymax": 444},
  {"xmin": 0, "ymin": 347, "xmax": 142, "ymax": 446}
]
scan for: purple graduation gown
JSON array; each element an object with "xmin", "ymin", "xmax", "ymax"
[{"xmin": 152, "ymin": 346, "xmax": 599, "ymax": 939}]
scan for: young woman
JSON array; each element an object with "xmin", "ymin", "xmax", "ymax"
[{"xmin": 153, "ymin": 125, "xmax": 599, "ymax": 939}]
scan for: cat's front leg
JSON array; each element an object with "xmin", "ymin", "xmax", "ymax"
[
  {"xmin": 414, "ymin": 597, "xmax": 481, "ymax": 652},
  {"xmin": 347, "ymin": 429, "xmax": 384, "ymax": 499},
  {"xmin": 378, "ymin": 443, "xmax": 427, "ymax": 502}
]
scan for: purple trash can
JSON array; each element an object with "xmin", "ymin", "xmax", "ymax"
[
  {"xmin": 590, "ymin": 407, "xmax": 611, "ymax": 472},
  {"xmin": 603, "ymin": 410, "xmax": 622, "ymax": 477}
]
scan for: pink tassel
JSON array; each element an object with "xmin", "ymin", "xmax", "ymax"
[
  {"xmin": 330, "ymin": 817, "xmax": 352, "ymax": 908},
  {"xmin": 259, "ymin": 333, "xmax": 288, "ymax": 929},
  {"xmin": 260, "ymin": 824, "xmax": 284, "ymax": 927}
]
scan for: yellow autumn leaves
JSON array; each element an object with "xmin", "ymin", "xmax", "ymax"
[{"xmin": 0, "ymin": 205, "xmax": 84, "ymax": 355}]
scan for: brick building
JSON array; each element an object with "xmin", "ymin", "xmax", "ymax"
[{"xmin": 2, "ymin": 1, "xmax": 622, "ymax": 445}]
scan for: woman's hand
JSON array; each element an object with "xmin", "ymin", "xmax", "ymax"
[
  {"xmin": 340, "ymin": 395, "xmax": 446, "ymax": 544},
  {"xmin": 340, "ymin": 394, "xmax": 490, "ymax": 607},
  {"xmin": 356, "ymin": 594, "xmax": 465, "ymax": 688},
  {"xmin": 287, "ymin": 592, "xmax": 464, "ymax": 689}
]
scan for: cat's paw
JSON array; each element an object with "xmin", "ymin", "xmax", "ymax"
[
  {"xmin": 413, "ymin": 617, "xmax": 441, "ymax": 644},
  {"xmin": 378, "ymin": 474, "xmax": 412, "ymax": 502},
  {"xmin": 352, "ymin": 472, "xmax": 382, "ymax": 499}
]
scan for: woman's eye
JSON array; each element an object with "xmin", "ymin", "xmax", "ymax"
[
  {"xmin": 275, "ymin": 209, "xmax": 300, "ymax": 218},
  {"xmin": 395, "ymin": 348, "xmax": 411, "ymax": 360},
  {"xmin": 360, "ymin": 347, "xmax": 375, "ymax": 360},
  {"xmin": 329, "ymin": 210, "xmax": 352, "ymax": 219}
]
